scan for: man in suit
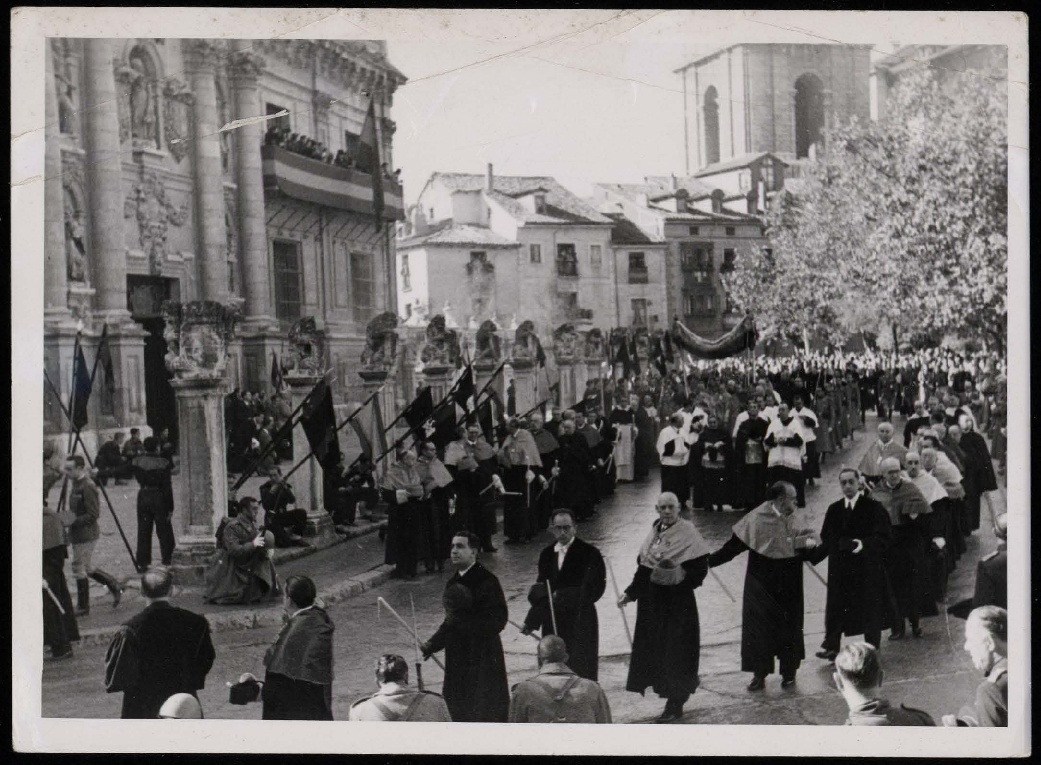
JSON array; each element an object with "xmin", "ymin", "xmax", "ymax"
[
  {"xmin": 522, "ymin": 509, "xmax": 607, "ymax": 680},
  {"xmin": 834, "ymin": 642, "xmax": 935, "ymax": 726},
  {"xmin": 807, "ymin": 468, "xmax": 892, "ymax": 659},
  {"xmin": 104, "ymin": 567, "xmax": 216, "ymax": 718}
]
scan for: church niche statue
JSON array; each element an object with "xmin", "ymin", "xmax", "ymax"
[
  {"xmin": 511, "ymin": 320, "xmax": 544, "ymax": 364},
  {"xmin": 64, "ymin": 200, "xmax": 88, "ymax": 283},
  {"xmin": 360, "ymin": 311, "xmax": 399, "ymax": 373},
  {"xmin": 117, "ymin": 47, "xmax": 159, "ymax": 147},
  {"xmin": 420, "ymin": 315, "xmax": 461, "ymax": 369},
  {"xmin": 474, "ymin": 319, "xmax": 502, "ymax": 363}
]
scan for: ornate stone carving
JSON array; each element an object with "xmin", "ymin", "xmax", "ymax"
[
  {"xmin": 420, "ymin": 315, "xmax": 461, "ymax": 369},
  {"xmin": 181, "ymin": 39, "xmax": 222, "ymax": 73},
  {"xmin": 52, "ymin": 40, "xmax": 78, "ymax": 135},
  {"xmin": 116, "ymin": 48, "xmax": 159, "ymax": 148},
  {"xmin": 474, "ymin": 320, "xmax": 502, "ymax": 363},
  {"xmin": 553, "ymin": 323, "xmax": 581, "ymax": 364},
  {"xmin": 163, "ymin": 300, "xmax": 239, "ymax": 381},
  {"xmin": 224, "ymin": 188, "xmax": 238, "ymax": 263},
  {"xmin": 287, "ymin": 317, "xmax": 326, "ymax": 375},
  {"xmin": 124, "ymin": 171, "xmax": 190, "ymax": 275},
  {"xmin": 64, "ymin": 209, "xmax": 88, "ymax": 283},
  {"xmin": 511, "ymin": 320, "xmax": 544, "ymax": 365},
  {"xmin": 60, "ymin": 151, "xmax": 85, "ymax": 193},
  {"xmin": 583, "ymin": 328, "xmax": 606, "ymax": 361},
  {"xmin": 162, "ymin": 77, "xmax": 195, "ymax": 162},
  {"xmin": 360, "ymin": 311, "xmax": 399, "ymax": 373},
  {"xmin": 227, "ymin": 50, "xmax": 265, "ymax": 87},
  {"xmin": 215, "ymin": 78, "xmax": 231, "ymax": 172}
]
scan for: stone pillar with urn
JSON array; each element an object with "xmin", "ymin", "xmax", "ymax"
[
  {"xmin": 283, "ymin": 318, "xmax": 337, "ymax": 546},
  {"xmin": 163, "ymin": 301, "xmax": 239, "ymax": 585},
  {"xmin": 419, "ymin": 315, "xmax": 463, "ymax": 409},
  {"xmin": 552, "ymin": 323, "xmax": 582, "ymax": 411}
]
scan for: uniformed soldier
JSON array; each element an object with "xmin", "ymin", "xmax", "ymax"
[
  {"xmin": 348, "ymin": 654, "xmax": 451, "ymax": 721},
  {"xmin": 507, "ymin": 636, "xmax": 612, "ymax": 724},
  {"xmin": 942, "ymin": 606, "xmax": 1008, "ymax": 727},
  {"xmin": 833, "ymin": 642, "xmax": 935, "ymax": 726}
]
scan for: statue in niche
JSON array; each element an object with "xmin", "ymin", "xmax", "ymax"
[
  {"xmin": 125, "ymin": 50, "xmax": 157, "ymax": 146},
  {"xmin": 64, "ymin": 213, "xmax": 87, "ymax": 283}
]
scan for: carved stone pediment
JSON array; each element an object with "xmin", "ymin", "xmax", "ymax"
[{"xmin": 163, "ymin": 301, "xmax": 239, "ymax": 381}]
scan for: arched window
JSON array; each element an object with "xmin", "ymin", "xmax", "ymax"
[
  {"xmin": 703, "ymin": 86, "xmax": 720, "ymax": 166},
  {"xmin": 794, "ymin": 73, "xmax": 825, "ymax": 159}
]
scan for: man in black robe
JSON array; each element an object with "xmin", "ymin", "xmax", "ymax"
[
  {"xmin": 444, "ymin": 423, "xmax": 502, "ymax": 552},
  {"xmin": 421, "ymin": 531, "xmax": 510, "ymax": 722},
  {"xmin": 498, "ymin": 418, "xmax": 542, "ymax": 544},
  {"xmin": 807, "ymin": 468, "xmax": 892, "ymax": 660},
  {"xmin": 380, "ymin": 445, "xmax": 426, "ymax": 579},
  {"xmin": 130, "ymin": 437, "xmax": 177, "ymax": 571},
  {"xmin": 618, "ymin": 492, "xmax": 709, "ymax": 723},
  {"xmin": 634, "ymin": 394, "xmax": 659, "ymax": 482},
  {"xmin": 709, "ymin": 481, "xmax": 815, "ymax": 691},
  {"xmin": 522, "ymin": 509, "xmax": 606, "ymax": 680},
  {"xmin": 105, "ymin": 567, "xmax": 215, "ymax": 718},
  {"xmin": 733, "ymin": 399, "xmax": 769, "ymax": 511},
  {"xmin": 528, "ymin": 413, "xmax": 559, "ymax": 530},
  {"xmin": 957, "ymin": 417, "xmax": 999, "ymax": 533},
  {"xmin": 553, "ymin": 419, "xmax": 596, "ymax": 522}
]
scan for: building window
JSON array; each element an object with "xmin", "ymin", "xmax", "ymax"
[
  {"xmin": 267, "ymin": 102, "xmax": 290, "ymax": 133},
  {"xmin": 590, "ymin": 244, "xmax": 602, "ymax": 271},
  {"xmin": 684, "ymin": 291, "xmax": 715, "ymax": 317},
  {"xmin": 272, "ymin": 240, "xmax": 302, "ymax": 320},
  {"xmin": 345, "ymin": 129, "xmax": 360, "ymax": 158},
  {"xmin": 763, "ymin": 247, "xmax": 775, "ymax": 267},
  {"xmin": 703, "ymin": 86, "xmax": 720, "ymax": 166},
  {"xmin": 631, "ymin": 298, "xmax": 649, "ymax": 328},
  {"xmin": 794, "ymin": 72, "xmax": 825, "ymax": 159},
  {"xmin": 721, "ymin": 248, "xmax": 736, "ymax": 273},
  {"xmin": 689, "ymin": 226, "xmax": 700, "ymax": 236},
  {"xmin": 680, "ymin": 242, "xmax": 713, "ymax": 276},
  {"xmin": 725, "ymin": 226, "xmax": 736, "ymax": 236},
  {"xmin": 628, "ymin": 252, "xmax": 648, "ymax": 284},
  {"xmin": 400, "ymin": 253, "xmax": 411, "ymax": 291},
  {"xmin": 556, "ymin": 243, "xmax": 578, "ymax": 277},
  {"xmin": 534, "ymin": 193, "xmax": 547, "ymax": 214},
  {"xmin": 530, "ymin": 243, "xmax": 542, "ymax": 263},
  {"xmin": 351, "ymin": 250, "xmax": 375, "ymax": 323}
]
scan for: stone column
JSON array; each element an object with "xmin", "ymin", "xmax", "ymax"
[
  {"xmin": 44, "ymin": 43, "xmax": 71, "ymax": 325},
  {"xmin": 164, "ymin": 301, "xmax": 239, "ymax": 585},
  {"xmin": 227, "ymin": 43, "xmax": 273, "ymax": 325},
  {"xmin": 474, "ymin": 359, "xmax": 504, "ymax": 403},
  {"xmin": 510, "ymin": 359, "xmax": 537, "ymax": 416},
  {"xmin": 421, "ymin": 364, "xmax": 455, "ymax": 405},
  {"xmin": 183, "ymin": 40, "xmax": 229, "ymax": 304},
  {"xmin": 285, "ymin": 371, "xmax": 336, "ymax": 544},
  {"xmin": 82, "ymin": 39, "xmax": 129, "ymax": 318}
]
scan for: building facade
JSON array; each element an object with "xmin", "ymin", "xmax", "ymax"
[
  {"xmin": 677, "ymin": 43, "xmax": 872, "ymax": 173},
  {"xmin": 45, "ymin": 38, "xmax": 405, "ymax": 446},
  {"xmin": 397, "ymin": 168, "xmax": 618, "ymax": 343}
]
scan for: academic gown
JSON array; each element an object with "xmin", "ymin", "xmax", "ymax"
[
  {"xmin": 531, "ymin": 428, "xmax": 561, "ymax": 530},
  {"xmin": 425, "ymin": 563, "xmax": 510, "ymax": 723},
  {"xmin": 806, "ymin": 496, "xmax": 892, "ymax": 646},
  {"xmin": 634, "ymin": 406, "xmax": 659, "ymax": 480},
  {"xmin": 959, "ymin": 431, "xmax": 998, "ymax": 532},
  {"xmin": 554, "ymin": 433, "xmax": 596, "ymax": 520},
  {"xmin": 522, "ymin": 538, "xmax": 607, "ymax": 681},
  {"xmin": 871, "ymin": 480, "xmax": 937, "ymax": 628}
]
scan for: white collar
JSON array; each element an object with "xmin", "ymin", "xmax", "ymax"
[
  {"xmin": 377, "ymin": 681, "xmax": 409, "ymax": 696},
  {"xmin": 290, "ymin": 602, "xmax": 320, "ymax": 619},
  {"xmin": 844, "ymin": 492, "xmax": 861, "ymax": 508},
  {"xmin": 554, "ymin": 537, "xmax": 575, "ymax": 553},
  {"xmin": 458, "ymin": 562, "xmax": 476, "ymax": 577}
]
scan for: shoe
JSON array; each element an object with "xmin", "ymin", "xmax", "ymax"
[
  {"xmin": 911, "ymin": 626, "xmax": 925, "ymax": 639},
  {"xmin": 48, "ymin": 646, "xmax": 74, "ymax": 661},
  {"xmin": 781, "ymin": 676, "xmax": 797, "ymax": 689},
  {"xmin": 747, "ymin": 675, "xmax": 765, "ymax": 692},
  {"xmin": 889, "ymin": 629, "xmax": 906, "ymax": 641},
  {"xmin": 815, "ymin": 650, "xmax": 838, "ymax": 662},
  {"xmin": 655, "ymin": 704, "xmax": 682, "ymax": 723}
]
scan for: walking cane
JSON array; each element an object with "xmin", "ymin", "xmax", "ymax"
[
  {"xmin": 545, "ymin": 581, "xmax": 559, "ymax": 636},
  {"xmin": 605, "ymin": 559, "xmax": 634, "ymax": 649},
  {"xmin": 804, "ymin": 560, "xmax": 828, "ymax": 588},
  {"xmin": 410, "ymin": 593, "xmax": 424, "ymax": 691},
  {"xmin": 377, "ymin": 597, "xmax": 445, "ymax": 671}
]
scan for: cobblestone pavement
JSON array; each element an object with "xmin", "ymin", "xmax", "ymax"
[{"xmin": 42, "ymin": 413, "xmax": 1003, "ymax": 724}]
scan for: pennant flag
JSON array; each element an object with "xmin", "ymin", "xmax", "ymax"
[
  {"xmin": 476, "ymin": 396, "xmax": 497, "ymax": 446},
  {"xmin": 299, "ymin": 377, "xmax": 342, "ymax": 470},
  {"xmin": 95, "ymin": 325, "xmax": 115, "ymax": 395},
  {"xmin": 359, "ymin": 97, "xmax": 384, "ymax": 222},
  {"xmin": 451, "ymin": 366, "xmax": 475, "ymax": 414},
  {"xmin": 506, "ymin": 379, "xmax": 516, "ymax": 417},
  {"xmin": 403, "ymin": 386, "xmax": 435, "ymax": 434},
  {"xmin": 71, "ymin": 342, "xmax": 93, "ymax": 430},
  {"xmin": 271, "ymin": 351, "xmax": 285, "ymax": 394},
  {"xmin": 430, "ymin": 402, "xmax": 459, "ymax": 452}
]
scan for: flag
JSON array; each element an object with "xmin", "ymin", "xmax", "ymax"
[
  {"xmin": 476, "ymin": 396, "xmax": 497, "ymax": 446},
  {"xmin": 403, "ymin": 386, "xmax": 435, "ymax": 434},
  {"xmin": 486, "ymin": 388, "xmax": 509, "ymax": 442},
  {"xmin": 299, "ymin": 377, "xmax": 342, "ymax": 470},
  {"xmin": 450, "ymin": 366, "xmax": 475, "ymax": 414},
  {"xmin": 359, "ymin": 97, "xmax": 384, "ymax": 223},
  {"xmin": 95, "ymin": 325, "xmax": 115, "ymax": 396},
  {"xmin": 506, "ymin": 380, "xmax": 516, "ymax": 417},
  {"xmin": 271, "ymin": 351, "xmax": 284, "ymax": 393},
  {"xmin": 663, "ymin": 330, "xmax": 675, "ymax": 364},
  {"xmin": 430, "ymin": 402, "xmax": 459, "ymax": 452},
  {"xmin": 71, "ymin": 342, "xmax": 92, "ymax": 430}
]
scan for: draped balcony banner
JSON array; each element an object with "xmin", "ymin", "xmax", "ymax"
[{"xmin": 261, "ymin": 145, "xmax": 405, "ymax": 221}]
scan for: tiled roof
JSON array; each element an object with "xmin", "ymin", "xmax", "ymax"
[
  {"xmin": 598, "ymin": 177, "xmax": 717, "ymax": 203},
  {"xmin": 398, "ymin": 222, "xmax": 520, "ymax": 249},
  {"xmin": 431, "ymin": 172, "xmax": 612, "ymax": 225},
  {"xmin": 604, "ymin": 213, "xmax": 663, "ymax": 246},
  {"xmin": 693, "ymin": 152, "xmax": 787, "ymax": 177}
]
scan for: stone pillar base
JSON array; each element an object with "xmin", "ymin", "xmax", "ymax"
[
  {"xmin": 169, "ymin": 534, "xmax": 218, "ymax": 587},
  {"xmin": 303, "ymin": 508, "xmax": 339, "ymax": 546}
]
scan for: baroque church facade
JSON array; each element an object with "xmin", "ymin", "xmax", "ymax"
[{"xmin": 44, "ymin": 38, "xmax": 406, "ymax": 447}]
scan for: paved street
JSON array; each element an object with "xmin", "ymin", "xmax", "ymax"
[{"xmin": 42, "ymin": 414, "xmax": 1002, "ymax": 724}]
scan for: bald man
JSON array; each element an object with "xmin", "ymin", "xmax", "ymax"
[
  {"xmin": 508, "ymin": 636, "xmax": 611, "ymax": 723},
  {"xmin": 858, "ymin": 422, "xmax": 908, "ymax": 488}
]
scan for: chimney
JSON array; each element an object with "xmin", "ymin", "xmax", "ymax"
[
  {"xmin": 670, "ymin": 173, "xmax": 678, "ymax": 191},
  {"xmin": 486, "ymin": 163, "xmax": 494, "ymax": 192}
]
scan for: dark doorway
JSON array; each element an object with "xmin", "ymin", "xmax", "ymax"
[
  {"xmin": 702, "ymin": 86, "xmax": 720, "ymax": 166},
  {"xmin": 794, "ymin": 73, "xmax": 825, "ymax": 159},
  {"xmin": 128, "ymin": 275, "xmax": 179, "ymax": 445}
]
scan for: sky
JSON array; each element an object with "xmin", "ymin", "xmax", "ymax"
[{"xmin": 380, "ymin": 10, "xmax": 901, "ymax": 206}]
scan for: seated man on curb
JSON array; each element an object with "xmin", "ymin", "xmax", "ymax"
[
  {"xmin": 833, "ymin": 642, "xmax": 935, "ymax": 726},
  {"xmin": 349, "ymin": 654, "xmax": 451, "ymax": 721},
  {"xmin": 204, "ymin": 497, "xmax": 279, "ymax": 605},
  {"xmin": 259, "ymin": 466, "xmax": 310, "ymax": 548},
  {"xmin": 508, "ymin": 635, "xmax": 612, "ymax": 724}
]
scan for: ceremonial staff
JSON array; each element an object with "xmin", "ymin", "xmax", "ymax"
[
  {"xmin": 708, "ymin": 567, "xmax": 737, "ymax": 603},
  {"xmin": 377, "ymin": 597, "xmax": 445, "ymax": 671},
  {"xmin": 545, "ymin": 581, "xmax": 559, "ymax": 636},
  {"xmin": 605, "ymin": 559, "xmax": 633, "ymax": 649},
  {"xmin": 508, "ymin": 619, "xmax": 540, "ymax": 642},
  {"xmin": 410, "ymin": 593, "xmax": 424, "ymax": 691},
  {"xmin": 804, "ymin": 560, "xmax": 828, "ymax": 588}
]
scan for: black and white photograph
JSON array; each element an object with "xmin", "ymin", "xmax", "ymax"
[{"xmin": 11, "ymin": 7, "xmax": 1028, "ymax": 757}]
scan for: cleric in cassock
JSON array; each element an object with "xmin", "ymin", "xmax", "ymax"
[
  {"xmin": 608, "ymin": 394, "xmax": 637, "ymax": 483},
  {"xmin": 709, "ymin": 482, "xmax": 816, "ymax": 691},
  {"xmin": 618, "ymin": 492, "xmax": 710, "ymax": 723}
]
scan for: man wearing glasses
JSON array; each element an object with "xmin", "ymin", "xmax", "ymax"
[{"xmin": 806, "ymin": 468, "xmax": 893, "ymax": 661}]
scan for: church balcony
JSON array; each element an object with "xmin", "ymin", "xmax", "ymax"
[{"xmin": 261, "ymin": 144, "xmax": 404, "ymax": 221}]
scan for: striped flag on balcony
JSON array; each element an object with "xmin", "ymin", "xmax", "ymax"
[{"xmin": 359, "ymin": 97, "xmax": 384, "ymax": 224}]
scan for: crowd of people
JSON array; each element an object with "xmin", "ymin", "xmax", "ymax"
[
  {"xmin": 264, "ymin": 125, "xmax": 402, "ymax": 182},
  {"xmin": 40, "ymin": 344, "xmax": 1009, "ymax": 727}
]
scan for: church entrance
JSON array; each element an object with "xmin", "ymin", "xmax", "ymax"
[{"xmin": 127, "ymin": 275, "xmax": 179, "ymax": 445}]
